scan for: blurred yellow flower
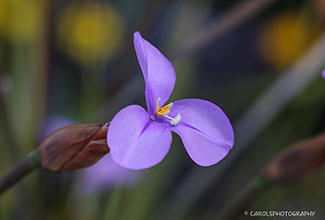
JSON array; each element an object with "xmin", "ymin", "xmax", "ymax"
[
  {"xmin": 0, "ymin": 0, "xmax": 43, "ymax": 43},
  {"xmin": 258, "ymin": 12, "xmax": 320, "ymax": 70},
  {"xmin": 57, "ymin": 1, "xmax": 124, "ymax": 64}
]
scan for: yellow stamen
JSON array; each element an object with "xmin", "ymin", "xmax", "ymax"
[{"xmin": 155, "ymin": 98, "xmax": 173, "ymax": 116}]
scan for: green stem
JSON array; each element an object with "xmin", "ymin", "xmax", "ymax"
[{"xmin": 0, "ymin": 150, "xmax": 41, "ymax": 196}]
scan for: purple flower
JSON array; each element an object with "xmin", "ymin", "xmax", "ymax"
[
  {"xmin": 77, "ymin": 154, "xmax": 145, "ymax": 195},
  {"xmin": 107, "ymin": 31, "xmax": 234, "ymax": 170},
  {"xmin": 322, "ymin": 69, "xmax": 325, "ymax": 79}
]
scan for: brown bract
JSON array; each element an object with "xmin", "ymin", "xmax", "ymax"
[
  {"xmin": 38, "ymin": 123, "xmax": 110, "ymax": 172},
  {"xmin": 264, "ymin": 132, "xmax": 325, "ymax": 184}
]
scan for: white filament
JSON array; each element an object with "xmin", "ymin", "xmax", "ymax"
[{"xmin": 170, "ymin": 113, "xmax": 181, "ymax": 126}]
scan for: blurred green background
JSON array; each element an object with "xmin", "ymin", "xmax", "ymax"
[{"xmin": 1, "ymin": 0, "xmax": 325, "ymax": 219}]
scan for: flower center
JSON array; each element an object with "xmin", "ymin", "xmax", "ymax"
[
  {"xmin": 152, "ymin": 98, "xmax": 181, "ymax": 126},
  {"xmin": 155, "ymin": 98, "xmax": 172, "ymax": 116}
]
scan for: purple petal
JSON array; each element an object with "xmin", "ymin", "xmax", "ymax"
[
  {"xmin": 133, "ymin": 31, "xmax": 176, "ymax": 115},
  {"xmin": 107, "ymin": 105, "xmax": 172, "ymax": 169},
  {"xmin": 77, "ymin": 154, "xmax": 145, "ymax": 195},
  {"xmin": 168, "ymin": 99, "xmax": 234, "ymax": 166},
  {"xmin": 322, "ymin": 69, "xmax": 325, "ymax": 79}
]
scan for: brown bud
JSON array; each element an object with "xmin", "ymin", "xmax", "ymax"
[
  {"xmin": 263, "ymin": 132, "xmax": 325, "ymax": 184},
  {"xmin": 38, "ymin": 123, "xmax": 110, "ymax": 172}
]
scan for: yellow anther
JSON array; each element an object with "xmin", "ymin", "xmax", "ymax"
[{"xmin": 155, "ymin": 98, "xmax": 173, "ymax": 116}]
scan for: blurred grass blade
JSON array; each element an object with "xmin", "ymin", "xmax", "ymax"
[{"xmin": 171, "ymin": 0, "xmax": 279, "ymax": 61}]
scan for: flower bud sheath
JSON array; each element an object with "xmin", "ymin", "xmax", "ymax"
[{"xmin": 38, "ymin": 123, "xmax": 109, "ymax": 172}]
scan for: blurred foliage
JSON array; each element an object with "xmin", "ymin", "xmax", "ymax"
[
  {"xmin": 0, "ymin": 0, "xmax": 44, "ymax": 43},
  {"xmin": 258, "ymin": 10, "xmax": 321, "ymax": 70},
  {"xmin": 57, "ymin": 1, "xmax": 125, "ymax": 64},
  {"xmin": 1, "ymin": 0, "xmax": 325, "ymax": 219}
]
